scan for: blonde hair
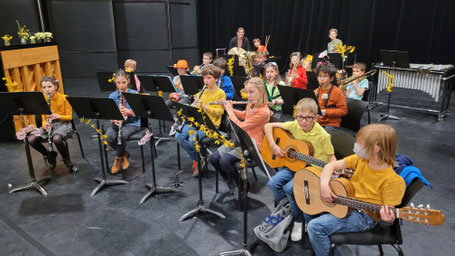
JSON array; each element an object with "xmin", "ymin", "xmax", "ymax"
[
  {"xmin": 329, "ymin": 28, "xmax": 338, "ymax": 35},
  {"xmin": 244, "ymin": 77, "xmax": 268, "ymax": 107},
  {"xmin": 353, "ymin": 62, "xmax": 366, "ymax": 71},
  {"xmin": 124, "ymin": 59, "xmax": 137, "ymax": 68},
  {"xmin": 356, "ymin": 124, "xmax": 397, "ymax": 166},
  {"xmin": 295, "ymin": 98, "xmax": 318, "ymax": 115},
  {"xmin": 114, "ymin": 69, "xmax": 130, "ymax": 81},
  {"xmin": 264, "ymin": 62, "xmax": 283, "ymax": 86}
]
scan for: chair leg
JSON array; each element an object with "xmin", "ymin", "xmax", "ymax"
[
  {"xmin": 367, "ymin": 108, "xmax": 371, "ymax": 124},
  {"xmin": 215, "ymin": 164, "xmax": 219, "ymax": 193},
  {"xmin": 103, "ymin": 143, "xmax": 109, "ymax": 173},
  {"xmin": 75, "ymin": 131, "xmax": 85, "ymax": 158},
  {"xmin": 177, "ymin": 143, "xmax": 181, "ymax": 170},
  {"xmin": 390, "ymin": 244, "xmax": 403, "ymax": 256},
  {"xmin": 140, "ymin": 145, "xmax": 145, "ymax": 173},
  {"xmin": 252, "ymin": 167, "xmax": 258, "ymax": 181},
  {"xmin": 329, "ymin": 243, "xmax": 337, "ymax": 256},
  {"xmin": 378, "ymin": 244, "xmax": 384, "ymax": 256}
]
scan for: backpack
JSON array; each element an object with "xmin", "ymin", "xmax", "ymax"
[{"xmin": 253, "ymin": 198, "xmax": 293, "ymax": 252}]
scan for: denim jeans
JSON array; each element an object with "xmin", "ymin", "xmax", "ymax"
[
  {"xmin": 307, "ymin": 210, "xmax": 375, "ymax": 256},
  {"xmin": 175, "ymin": 124, "xmax": 206, "ymax": 162},
  {"xmin": 267, "ymin": 167, "xmax": 304, "ymax": 222}
]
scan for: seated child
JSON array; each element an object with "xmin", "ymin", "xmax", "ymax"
[
  {"xmin": 213, "ymin": 57, "xmax": 235, "ymax": 100},
  {"xmin": 175, "ymin": 65, "xmax": 226, "ymax": 177},
  {"xmin": 265, "ymin": 97, "xmax": 335, "ymax": 242},
  {"xmin": 345, "ymin": 62, "xmax": 369, "ymax": 100},
  {"xmin": 263, "ymin": 62, "xmax": 285, "ymax": 118},
  {"xmin": 308, "ymin": 124, "xmax": 406, "ymax": 256},
  {"xmin": 192, "ymin": 52, "xmax": 213, "ymax": 75},
  {"xmin": 173, "ymin": 59, "xmax": 189, "ymax": 93},
  {"xmin": 28, "ymin": 76, "xmax": 78, "ymax": 173},
  {"xmin": 314, "ymin": 62, "xmax": 347, "ymax": 127},
  {"xmin": 254, "ymin": 51, "xmax": 267, "ymax": 77},
  {"xmin": 253, "ymin": 38, "xmax": 269, "ymax": 55},
  {"xmin": 209, "ymin": 77, "xmax": 270, "ymax": 193},
  {"xmin": 124, "ymin": 59, "xmax": 144, "ymax": 93},
  {"xmin": 106, "ymin": 70, "xmax": 141, "ymax": 174},
  {"xmin": 285, "ymin": 52, "xmax": 308, "ymax": 89}
]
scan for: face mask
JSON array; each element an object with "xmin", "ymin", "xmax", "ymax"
[{"xmin": 353, "ymin": 143, "xmax": 368, "ymax": 159}]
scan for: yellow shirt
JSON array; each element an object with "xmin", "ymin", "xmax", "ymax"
[
  {"xmin": 42, "ymin": 92, "xmax": 72, "ymax": 126},
  {"xmin": 344, "ymin": 154, "xmax": 406, "ymax": 206},
  {"xmin": 282, "ymin": 121, "xmax": 334, "ymax": 170},
  {"xmin": 197, "ymin": 88, "xmax": 226, "ymax": 128}
]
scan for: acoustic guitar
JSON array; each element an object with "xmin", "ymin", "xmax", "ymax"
[
  {"xmin": 293, "ymin": 166, "xmax": 445, "ymax": 226},
  {"xmin": 261, "ymin": 127, "xmax": 354, "ymax": 176}
]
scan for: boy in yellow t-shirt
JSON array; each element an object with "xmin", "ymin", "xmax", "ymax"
[
  {"xmin": 264, "ymin": 98, "xmax": 336, "ymax": 242},
  {"xmin": 175, "ymin": 64, "xmax": 226, "ymax": 177},
  {"xmin": 309, "ymin": 124, "xmax": 406, "ymax": 256}
]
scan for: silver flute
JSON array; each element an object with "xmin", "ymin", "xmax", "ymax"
[
  {"xmin": 117, "ymin": 91, "xmax": 127, "ymax": 146},
  {"xmin": 47, "ymin": 93, "xmax": 53, "ymax": 152}
]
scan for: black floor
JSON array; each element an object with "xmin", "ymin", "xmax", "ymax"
[{"xmin": 1, "ymin": 78, "xmax": 454, "ymax": 256}]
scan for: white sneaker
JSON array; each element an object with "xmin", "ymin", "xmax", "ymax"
[
  {"xmin": 291, "ymin": 222, "xmax": 303, "ymax": 242},
  {"xmin": 169, "ymin": 125, "xmax": 177, "ymax": 136}
]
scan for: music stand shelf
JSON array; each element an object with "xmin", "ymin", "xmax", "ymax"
[
  {"xmin": 277, "ymin": 85, "xmax": 322, "ymax": 116},
  {"xmin": 66, "ymin": 96, "xmax": 128, "ymax": 196},
  {"xmin": 0, "ymin": 92, "xmax": 52, "ymax": 196}
]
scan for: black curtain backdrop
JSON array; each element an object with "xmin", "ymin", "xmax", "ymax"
[{"xmin": 197, "ymin": 0, "xmax": 455, "ymax": 72}]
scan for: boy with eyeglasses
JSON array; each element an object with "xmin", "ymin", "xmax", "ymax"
[
  {"xmin": 264, "ymin": 97, "xmax": 336, "ymax": 242},
  {"xmin": 314, "ymin": 62, "xmax": 347, "ymax": 127}
]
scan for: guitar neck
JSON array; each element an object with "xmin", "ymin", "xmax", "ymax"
[
  {"xmin": 293, "ymin": 151, "xmax": 328, "ymax": 168},
  {"xmin": 334, "ymin": 196, "xmax": 392, "ymax": 215}
]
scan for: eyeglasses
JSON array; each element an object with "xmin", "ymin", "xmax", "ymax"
[
  {"xmin": 295, "ymin": 115, "xmax": 316, "ymax": 122},
  {"xmin": 317, "ymin": 75, "xmax": 330, "ymax": 79}
]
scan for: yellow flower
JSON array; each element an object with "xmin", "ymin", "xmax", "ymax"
[
  {"xmin": 307, "ymin": 55, "xmax": 313, "ymax": 62},
  {"xmin": 80, "ymin": 117, "xmax": 85, "ymax": 123},
  {"xmin": 177, "ymin": 109, "xmax": 183, "ymax": 116},
  {"xmin": 108, "ymin": 77, "xmax": 115, "ymax": 83},
  {"xmin": 85, "ymin": 119, "xmax": 91, "ymax": 125},
  {"xmin": 188, "ymin": 129, "xmax": 195, "ymax": 136},
  {"xmin": 158, "ymin": 90, "xmax": 163, "ymax": 97},
  {"xmin": 195, "ymin": 143, "xmax": 200, "ymax": 152},
  {"xmin": 2, "ymin": 35, "xmax": 12, "ymax": 41},
  {"xmin": 215, "ymin": 140, "xmax": 221, "ymax": 145},
  {"xmin": 125, "ymin": 68, "xmax": 132, "ymax": 72},
  {"xmin": 91, "ymin": 124, "xmax": 95, "ymax": 128},
  {"xmin": 192, "ymin": 137, "xmax": 197, "ymax": 141},
  {"xmin": 103, "ymin": 140, "xmax": 108, "ymax": 145}
]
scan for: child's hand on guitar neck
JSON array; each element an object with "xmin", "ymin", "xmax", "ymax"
[
  {"xmin": 272, "ymin": 144, "xmax": 285, "ymax": 158},
  {"xmin": 380, "ymin": 205, "xmax": 396, "ymax": 223},
  {"xmin": 321, "ymin": 184, "xmax": 338, "ymax": 203}
]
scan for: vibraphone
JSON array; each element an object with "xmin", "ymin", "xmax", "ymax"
[{"xmin": 371, "ymin": 64, "xmax": 455, "ymax": 121}]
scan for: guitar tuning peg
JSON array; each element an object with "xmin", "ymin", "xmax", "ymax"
[
  {"xmin": 427, "ymin": 204, "xmax": 430, "ymax": 209},
  {"xmin": 417, "ymin": 204, "xmax": 424, "ymax": 208},
  {"xmin": 410, "ymin": 203, "xmax": 415, "ymax": 208}
]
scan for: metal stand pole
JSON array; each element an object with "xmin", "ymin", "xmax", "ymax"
[{"xmin": 379, "ymin": 91, "xmax": 400, "ymax": 121}]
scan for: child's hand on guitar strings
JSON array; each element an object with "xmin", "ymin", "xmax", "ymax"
[
  {"xmin": 321, "ymin": 184, "xmax": 338, "ymax": 203},
  {"xmin": 272, "ymin": 144, "xmax": 285, "ymax": 158}
]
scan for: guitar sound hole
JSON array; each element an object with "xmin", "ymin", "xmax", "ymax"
[{"xmin": 287, "ymin": 149, "xmax": 296, "ymax": 159}]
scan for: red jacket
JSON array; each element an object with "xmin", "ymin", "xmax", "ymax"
[{"xmin": 288, "ymin": 65, "xmax": 308, "ymax": 89}]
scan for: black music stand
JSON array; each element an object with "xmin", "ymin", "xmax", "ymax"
[
  {"xmin": 150, "ymin": 75, "xmax": 178, "ymax": 144},
  {"xmin": 96, "ymin": 71, "xmax": 116, "ymax": 92},
  {"xmin": 217, "ymin": 120, "xmax": 271, "ymax": 256},
  {"xmin": 122, "ymin": 93, "xmax": 179, "ymax": 204},
  {"xmin": 306, "ymin": 71, "xmax": 319, "ymax": 91},
  {"xmin": 328, "ymin": 53, "xmax": 342, "ymax": 70},
  {"xmin": 66, "ymin": 96, "xmax": 128, "ymax": 196},
  {"xmin": 173, "ymin": 102, "xmax": 226, "ymax": 221},
  {"xmin": 0, "ymin": 92, "xmax": 52, "ymax": 196},
  {"xmin": 277, "ymin": 85, "xmax": 322, "ymax": 117},
  {"xmin": 180, "ymin": 75, "xmax": 204, "ymax": 95},
  {"xmin": 231, "ymin": 76, "xmax": 248, "ymax": 102},
  {"xmin": 165, "ymin": 65, "xmax": 179, "ymax": 76},
  {"xmin": 137, "ymin": 75, "xmax": 157, "ymax": 92}
]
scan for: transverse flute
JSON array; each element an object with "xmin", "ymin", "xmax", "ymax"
[{"xmin": 208, "ymin": 100, "xmax": 256, "ymax": 105}]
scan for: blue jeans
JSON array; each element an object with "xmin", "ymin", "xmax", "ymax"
[
  {"xmin": 307, "ymin": 210, "xmax": 375, "ymax": 256},
  {"xmin": 267, "ymin": 167, "xmax": 304, "ymax": 222},
  {"xmin": 175, "ymin": 124, "xmax": 206, "ymax": 162}
]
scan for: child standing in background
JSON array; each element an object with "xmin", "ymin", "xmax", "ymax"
[{"xmin": 124, "ymin": 59, "xmax": 144, "ymax": 93}]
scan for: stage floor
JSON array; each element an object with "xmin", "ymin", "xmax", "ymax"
[{"xmin": 1, "ymin": 78, "xmax": 454, "ymax": 256}]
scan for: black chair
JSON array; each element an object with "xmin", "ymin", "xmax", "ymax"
[
  {"xmin": 340, "ymin": 98, "xmax": 370, "ymax": 136},
  {"xmin": 328, "ymin": 178, "xmax": 425, "ymax": 256},
  {"xmin": 325, "ymin": 127, "xmax": 355, "ymax": 160}
]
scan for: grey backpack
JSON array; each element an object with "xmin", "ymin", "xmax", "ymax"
[{"xmin": 253, "ymin": 198, "xmax": 293, "ymax": 252}]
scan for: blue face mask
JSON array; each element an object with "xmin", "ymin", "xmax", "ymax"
[{"xmin": 353, "ymin": 143, "xmax": 368, "ymax": 159}]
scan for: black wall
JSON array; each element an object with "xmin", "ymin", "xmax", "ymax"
[{"xmin": 197, "ymin": 0, "xmax": 455, "ymax": 72}]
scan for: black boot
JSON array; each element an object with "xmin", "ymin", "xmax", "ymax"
[
  {"xmin": 63, "ymin": 159, "xmax": 79, "ymax": 173},
  {"xmin": 46, "ymin": 151, "xmax": 58, "ymax": 169}
]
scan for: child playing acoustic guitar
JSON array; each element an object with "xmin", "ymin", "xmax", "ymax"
[
  {"xmin": 265, "ymin": 97, "xmax": 336, "ymax": 242},
  {"xmin": 308, "ymin": 124, "xmax": 406, "ymax": 256}
]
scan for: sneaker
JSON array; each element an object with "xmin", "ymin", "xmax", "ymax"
[
  {"xmin": 111, "ymin": 157, "xmax": 122, "ymax": 174},
  {"xmin": 192, "ymin": 161, "xmax": 199, "ymax": 177},
  {"xmin": 63, "ymin": 159, "xmax": 79, "ymax": 173},
  {"xmin": 46, "ymin": 151, "xmax": 58, "ymax": 170},
  {"xmin": 291, "ymin": 222, "xmax": 303, "ymax": 242},
  {"xmin": 169, "ymin": 125, "xmax": 177, "ymax": 136},
  {"xmin": 122, "ymin": 151, "xmax": 130, "ymax": 170}
]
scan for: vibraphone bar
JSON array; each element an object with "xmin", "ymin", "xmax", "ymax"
[{"xmin": 371, "ymin": 64, "xmax": 455, "ymax": 121}]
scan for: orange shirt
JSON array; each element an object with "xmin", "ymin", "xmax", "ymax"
[
  {"xmin": 314, "ymin": 85, "xmax": 347, "ymax": 127},
  {"xmin": 230, "ymin": 104, "xmax": 270, "ymax": 151},
  {"xmin": 42, "ymin": 92, "xmax": 72, "ymax": 126},
  {"xmin": 257, "ymin": 45, "xmax": 266, "ymax": 52}
]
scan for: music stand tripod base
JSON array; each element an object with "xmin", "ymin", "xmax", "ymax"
[
  {"xmin": 178, "ymin": 201, "xmax": 226, "ymax": 222},
  {"xmin": 378, "ymin": 113, "xmax": 400, "ymax": 121},
  {"xmin": 139, "ymin": 183, "xmax": 178, "ymax": 204},
  {"xmin": 90, "ymin": 178, "xmax": 129, "ymax": 197},
  {"xmin": 9, "ymin": 177, "xmax": 51, "ymax": 196}
]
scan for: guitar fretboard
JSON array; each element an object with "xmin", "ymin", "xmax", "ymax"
[
  {"xmin": 290, "ymin": 150, "xmax": 327, "ymax": 168},
  {"xmin": 334, "ymin": 196, "xmax": 398, "ymax": 216}
]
